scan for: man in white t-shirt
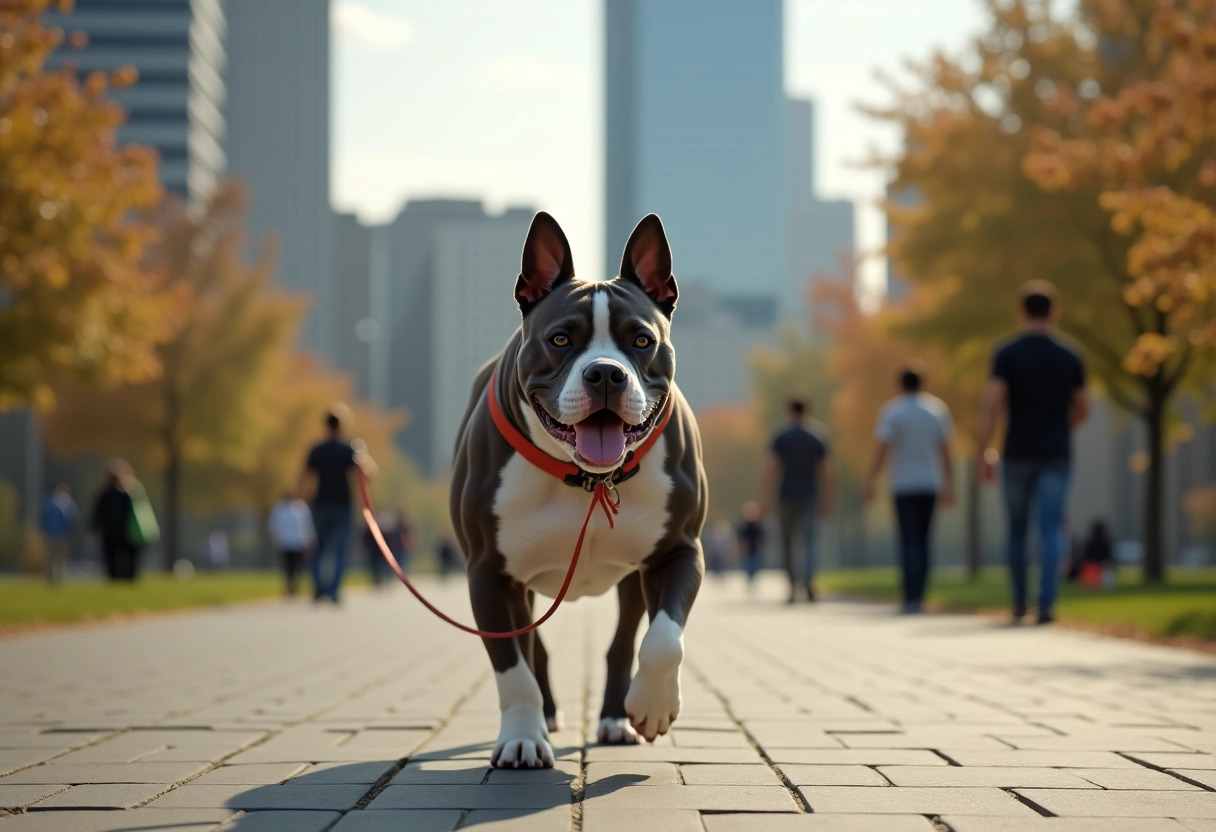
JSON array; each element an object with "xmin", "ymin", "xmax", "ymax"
[
  {"xmin": 862, "ymin": 366, "xmax": 955, "ymax": 613},
  {"xmin": 268, "ymin": 493, "xmax": 316, "ymax": 597}
]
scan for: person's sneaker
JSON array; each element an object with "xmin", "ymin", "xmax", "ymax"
[
  {"xmin": 1010, "ymin": 605, "xmax": 1027, "ymax": 625},
  {"xmin": 1036, "ymin": 611, "xmax": 1054, "ymax": 625}
]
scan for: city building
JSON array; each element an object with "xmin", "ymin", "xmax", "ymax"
[
  {"xmin": 332, "ymin": 212, "xmax": 374, "ymax": 400},
  {"xmin": 605, "ymin": 0, "xmax": 788, "ymax": 308},
  {"xmin": 383, "ymin": 201, "xmax": 534, "ymax": 474},
  {"xmin": 224, "ymin": 0, "xmax": 333, "ymax": 354},
  {"xmin": 46, "ymin": 0, "xmax": 227, "ymax": 203}
]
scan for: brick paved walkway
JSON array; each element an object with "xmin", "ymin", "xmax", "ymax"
[{"xmin": 1, "ymin": 574, "xmax": 1214, "ymax": 831}]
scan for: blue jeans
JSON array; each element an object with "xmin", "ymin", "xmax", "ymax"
[
  {"xmin": 779, "ymin": 501, "xmax": 818, "ymax": 591},
  {"xmin": 1002, "ymin": 459, "xmax": 1070, "ymax": 615},
  {"xmin": 311, "ymin": 504, "xmax": 352, "ymax": 600}
]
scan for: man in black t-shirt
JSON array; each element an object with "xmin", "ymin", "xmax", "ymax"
[
  {"xmin": 979, "ymin": 282, "xmax": 1088, "ymax": 625},
  {"xmin": 759, "ymin": 399, "xmax": 834, "ymax": 603},
  {"xmin": 299, "ymin": 408, "xmax": 377, "ymax": 602}
]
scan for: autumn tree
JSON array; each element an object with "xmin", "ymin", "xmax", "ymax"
[
  {"xmin": 0, "ymin": 0, "xmax": 175, "ymax": 410},
  {"xmin": 873, "ymin": 0, "xmax": 1215, "ymax": 583},
  {"xmin": 44, "ymin": 182, "xmax": 308, "ymax": 567}
]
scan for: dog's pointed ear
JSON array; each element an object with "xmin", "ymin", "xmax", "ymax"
[
  {"xmin": 516, "ymin": 212, "xmax": 575, "ymax": 315},
  {"xmin": 618, "ymin": 214, "xmax": 677, "ymax": 317}
]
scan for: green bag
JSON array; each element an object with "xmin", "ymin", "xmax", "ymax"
[{"xmin": 127, "ymin": 481, "xmax": 160, "ymax": 546}]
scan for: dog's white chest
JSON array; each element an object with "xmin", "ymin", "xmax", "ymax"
[{"xmin": 492, "ymin": 437, "xmax": 673, "ymax": 599}]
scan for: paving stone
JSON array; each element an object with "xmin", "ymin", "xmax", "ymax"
[
  {"xmin": 0, "ymin": 748, "xmax": 64, "ymax": 774},
  {"xmin": 225, "ymin": 810, "xmax": 342, "ymax": 832},
  {"xmin": 2, "ymin": 761, "xmax": 210, "ymax": 786},
  {"xmin": 582, "ymin": 807, "xmax": 704, "ymax": 832},
  {"xmin": 0, "ymin": 783, "xmax": 70, "ymax": 808},
  {"xmin": 1181, "ymin": 821, "xmax": 1216, "ymax": 832},
  {"xmin": 941, "ymin": 750, "xmax": 1142, "ymax": 768},
  {"xmin": 460, "ymin": 807, "xmax": 571, "ymax": 831},
  {"xmin": 1016, "ymin": 788, "xmax": 1216, "ymax": 818},
  {"xmin": 1174, "ymin": 769, "xmax": 1216, "ymax": 788},
  {"xmin": 944, "ymin": 817, "xmax": 1193, "ymax": 831},
  {"xmin": 582, "ymin": 783, "xmax": 798, "ymax": 811},
  {"xmin": 195, "ymin": 764, "xmax": 308, "ymax": 785},
  {"xmin": 679, "ymin": 763, "xmax": 782, "ymax": 785},
  {"xmin": 1127, "ymin": 753, "xmax": 1216, "ymax": 770},
  {"xmin": 390, "ymin": 759, "xmax": 491, "ymax": 785},
  {"xmin": 669, "ymin": 728, "xmax": 756, "ymax": 748},
  {"xmin": 486, "ymin": 759, "xmax": 580, "ymax": 785},
  {"xmin": 0, "ymin": 808, "xmax": 234, "ymax": 832},
  {"xmin": 878, "ymin": 765, "xmax": 1100, "ymax": 788},
  {"xmin": 329, "ymin": 810, "xmax": 464, "ymax": 831},
  {"xmin": 0, "ymin": 731, "xmax": 110, "ymax": 748},
  {"xmin": 767, "ymin": 749, "xmax": 948, "ymax": 766},
  {"xmin": 150, "ymin": 782, "xmax": 366, "ymax": 810},
  {"xmin": 777, "ymin": 764, "xmax": 891, "ymax": 786},
  {"xmin": 798, "ymin": 786, "xmax": 1038, "ymax": 816},
  {"xmin": 31, "ymin": 782, "xmax": 169, "ymax": 809},
  {"xmin": 293, "ymin": 760, "xmax": 397, "ymax": 784},
  {"xmin": 584, "ymin": 761, "xmax": 680, "ymax": 786},
  {"xmin": 367, "ymin": 784, "xmax": 572, "ymax": 810},
  {"xmin": 701, "ymin": 815, "xmax": 937, "ymax": 831},
  {"xmin": 835, "ymin": 731, "xmax": 1012, "ymax": 751},
  {"xmin": 583, "ymin": 745, "xmax": 761, "ymax": 764},
  {"xmin": 1074, "ymin": 767, "xmax": 1203, "ymax": 790}
]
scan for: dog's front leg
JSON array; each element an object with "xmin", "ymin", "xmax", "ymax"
[
  {"xmin": 626, "ymin": 541, "xmax": 703, "ymax": 742},
  {"xmin": 468, "ymin": 564, "xmax": 554, "ymax": 768}
]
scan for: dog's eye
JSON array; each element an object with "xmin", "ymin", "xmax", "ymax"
[
  {"xmin": 633, "ymin": 335, "xmax": 652, "ymax": 349},
  {"xmin": 550, "ymin": 334, "xmax": 570, "ymax": 348}
]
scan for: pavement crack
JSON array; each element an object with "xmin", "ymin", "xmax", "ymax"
[
  {"xmin": 687, "ymin": 659, "xmax": 810, "ymax": 813},
  {"xmin": 1004, "ymin": 788, "xmax": 1055, "ymax": 816},
  {"xmin": 1118, "ymin": 751, "xmax": 1216, "ymax": 791},
  {"xmin": 569, "ymin": 603, "xmax": 593, "ymax": 832}
]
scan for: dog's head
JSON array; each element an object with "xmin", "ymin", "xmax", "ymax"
[{"xmin": 511, "ymin": 212, "xmax": 678, "ymax": 474}]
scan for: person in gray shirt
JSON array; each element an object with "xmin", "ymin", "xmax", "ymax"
[{"xmin": 863, "ymin": 366, "xmax": 955, "ymax": 613}]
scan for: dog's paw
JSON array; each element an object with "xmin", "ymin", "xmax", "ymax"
[
  {"xmin": 596, "ymin": 716, "xmax": 640, "ymax": 745},
  {"xmin": 546, "ymin": 712, "xmax": 564, "ymax": 733},
  {"xmin": 492, "ymin": 730, "xmax": 555, "ymax": 769},
  {"xmin": 624, "ymin": 667, "xmax": 680, "ymax": 742}
]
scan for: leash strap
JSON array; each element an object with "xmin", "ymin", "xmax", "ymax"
[{"xmin": 359, "ymin": 362, "xmax": 671, "ymax": 639}]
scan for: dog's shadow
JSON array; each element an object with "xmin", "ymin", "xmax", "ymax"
[{"xmin": 226, "ymin": 742, "xmax": 643, "ymax": 830}]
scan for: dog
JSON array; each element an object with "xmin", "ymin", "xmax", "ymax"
[{"xmin": 450, "ymin": 212, "xmax": 707, "ymax": 769}]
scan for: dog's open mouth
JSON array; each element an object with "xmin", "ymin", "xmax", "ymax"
[{"xmin": 533, "ymin": 398, "xmax": 665, "ymax": 468}]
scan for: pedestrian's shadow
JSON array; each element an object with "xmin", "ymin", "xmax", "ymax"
[{"xmin": 227, "ymin": 743, "xmax": 642, "ymax": 830}]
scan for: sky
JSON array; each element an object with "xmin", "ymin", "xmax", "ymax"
[{"xmin": 331, "ymin": 0, "xmax": 988, "ymax": 301}]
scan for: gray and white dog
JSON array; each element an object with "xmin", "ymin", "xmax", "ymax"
[{"xmin": 450, "ymin": 212, "xmax": 707, "ymax": 768}]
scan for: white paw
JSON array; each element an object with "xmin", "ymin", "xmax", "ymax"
[
  {"xmin": 492, "ymin": 721, "xmax": 554, "ymax": 769},
  {"xmin": 624, "ymin": 611, "xmax": 684, "ymax": 743},
  {"xmin": 597, "ymin": 716, "xmax": 640, "ymax": 745},
  {"xmin": 546, "ymin": 712, "xmax": 564, "ymax": 733}
]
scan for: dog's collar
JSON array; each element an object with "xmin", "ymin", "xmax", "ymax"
[{"xmin": 487, "ymin": 364, "xmax": 673, "ymax": 493}]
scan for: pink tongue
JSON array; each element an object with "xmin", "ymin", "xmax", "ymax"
[{"xmin": 574, "ymin": 413, "xmax": 627, "ymax": 467}]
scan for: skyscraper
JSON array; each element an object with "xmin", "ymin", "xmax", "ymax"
[
  {"xmin": 45, "ymin": 0, "xmax": 227, "ymax": 202},
  {"xmin": 605, "ymin": 0, "xmax": 787, "ymax": 309},
  {"xmin": 224, "ymin": 0, "xmax": 333, "ymax": 354}
]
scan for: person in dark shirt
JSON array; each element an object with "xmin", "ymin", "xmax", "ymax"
[
  {"xmin": 979, "ymin": 281, "xmax": 1088, "ymax": 625},
  {"xmin": 736, "ymin": 500, "xmax": 766, "ymax": 589},
  {"xmin": 91, "ymin": 463, "xmax": 137, "ymax": 581},
  {"xmin": 759, "ymin": 399, "xmax": 834, "ymax": 603},
  {"xmin": 299, "ymin": 407, "xmax": 377, "ymax": 603}
]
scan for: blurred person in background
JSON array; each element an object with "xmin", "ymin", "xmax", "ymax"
[
  {"xmin": 1070, "ymin": 520, "xmax": 1115, "ymax": 588},
  {"xmin": 862, "ymin": 365, "xmax": 955, "ymax": 614},
  {"xmin": 436, "ymin": 536, "xmax": 460, "ymax": 580},
  {"xmin": 268, "ymin": 492, "xmax": 315, "ymax": 597},
  {"xmin": 758, "ymin": 399, "xmax": 834, "ymax": 603},
  {"xmin": 39, "ymin": 483, "xmax": 78, "ymax": 585},
  {"xmin": 363, "ymin": 509, "xmax": 410, "ymax": 585},
  {"xmin": 702, "ymin": 519, "xmax": 733, "ymax": 578},
  {"xmin": 299, "ymin": 407, "xmax": 377, "ymax": 604},
  {"xmin": 736, "ymin": 500, "xmax": 765, "ymax": 589},
  {"xmin": 980, "ymin": 281, "xmax": 1088, "ymax": 625},
  {"xmin": 91, "ymin": 460, "xmax": 154, "ymax": 581}
]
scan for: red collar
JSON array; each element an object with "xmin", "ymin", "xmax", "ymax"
[{"xmin": 487, "ymin": 365, "xmax": 673, "ymax": 491}]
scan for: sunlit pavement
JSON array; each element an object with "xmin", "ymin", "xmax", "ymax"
[{"xmin": 0, "ymin": 573, "xmax": 1213, "ymax": 831}]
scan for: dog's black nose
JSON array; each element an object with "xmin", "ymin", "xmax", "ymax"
[{"xmin": 583, "ymin": 360, "xmax": 628, "ymax": 395}]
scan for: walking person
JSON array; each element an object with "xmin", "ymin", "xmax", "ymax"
[
  {"xmin": 298, "ymin": 407, "xmax": 377, "ymax": 603},
  {"xmin": 268, "ymin": 493, "xmax": 315, "ymax": 597},
  {"xmin": 758, "ymin": 399, "xmax": 834, "ymax": 603},
  {"xmin": 862, "ymin": 366, "xmax": 955, "ymax": 614},
  {"xmin": 91, "ymin": 462, "xmax": 141, "ymax": 581},
  {"xmin": 979, "ymin": 281, "xmax": 1088, "ymax": 625},
  {"xmin": 38, "ymin": 483, "xmax": 78, "ymax": 585}
]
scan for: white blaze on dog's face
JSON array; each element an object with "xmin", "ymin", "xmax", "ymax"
[{"xmin": 512, "ymin": 213, "xmax": 679, "ymax": 474}]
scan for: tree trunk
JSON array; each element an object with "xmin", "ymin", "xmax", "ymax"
[
  {"xmin": 965, "ymin": 455, "xmax": 982, "ymax": 581},
  {"xmin": 1142, "ymin": 386, "xmax": 1167, "ymax": 584},
  {"xmin": 163, "ymin": 446, "xmax": 181, "ymax": 571}
]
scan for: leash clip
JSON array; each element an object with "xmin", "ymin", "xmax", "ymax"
[{"xmin": 600, "ymin": 478, "xmax": 621, "ymax": 508}]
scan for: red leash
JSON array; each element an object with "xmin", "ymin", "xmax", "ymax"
[{"xmin": 357, "ymin": 365, "xmax": 672, "ymax": 639}]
